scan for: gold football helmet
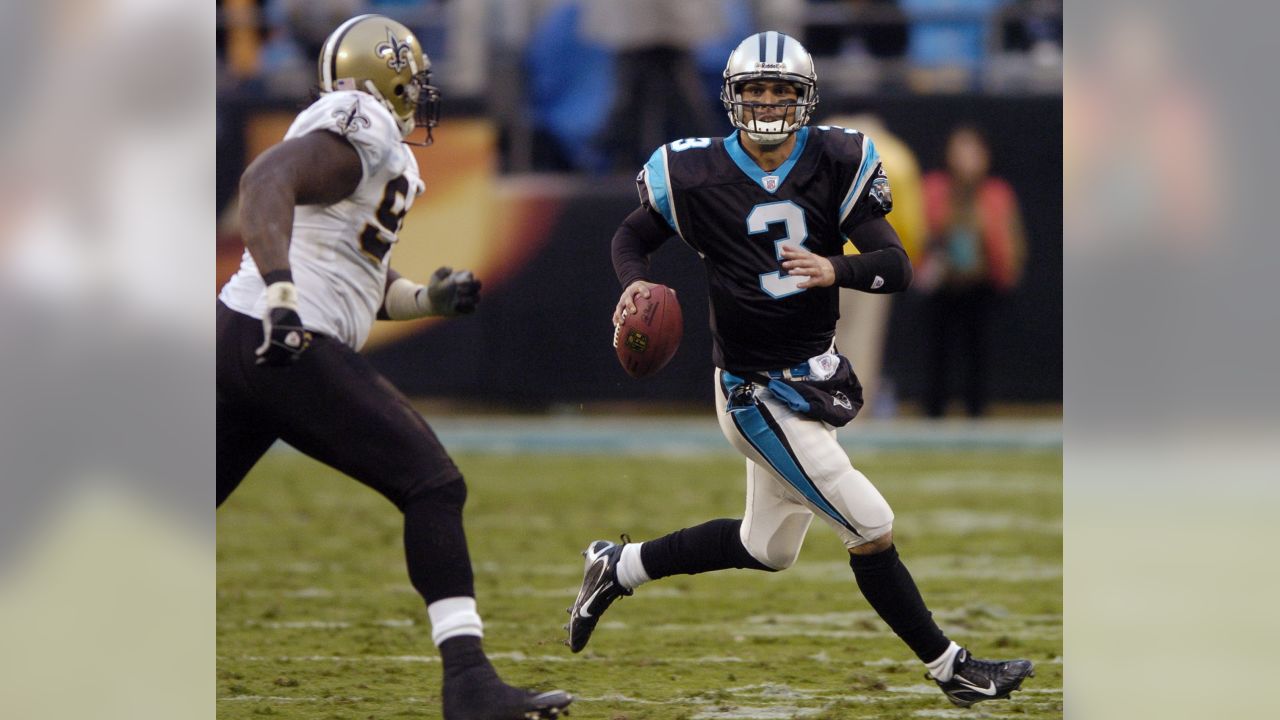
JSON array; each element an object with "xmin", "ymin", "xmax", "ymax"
[{"xmin": 317, "ymin": 14, "xmax": 441, "ymax": 145}]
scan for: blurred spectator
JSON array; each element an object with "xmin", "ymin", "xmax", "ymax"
[
  {"xmin": 256, "ymin": 0, "xmax": 367, "ymax": 96},
  {"xmin": 582, "ymin": 0, "xmax": 727, "ymax": 171},
  {"xmin": 984, "ymin": 0, "xmax": 1060, "ymax": 92},
  {"xmin": 916, "ymin": 125, "xmax": 1026, "ymax": 417},
  {"xmin": 831, "ymin": 113, "xmax": 926, "ymax": 417},
  {"xmin": 805, "ymin": 0, "xmax": 908, "ymax": 60},
  {"xmin": 998, "ymin": 0, "xmax": 1061, "ymax": 59},
  {"xmin": 523, "ymin": 1, "xmax": 617, "ymax": 171},
  {"xmin": 901, "ymin": 0, "xmax": 1005, "ymax": 91}
]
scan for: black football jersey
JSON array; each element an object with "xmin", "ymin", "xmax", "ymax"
[{"xmin": 637, "ymin": 126, "xmax": 891, "ymax": 372}]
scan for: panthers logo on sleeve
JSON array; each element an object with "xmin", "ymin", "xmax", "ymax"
[{"xmin": 869, "ymin": 169, "xmax": 893, "ymax": 214}]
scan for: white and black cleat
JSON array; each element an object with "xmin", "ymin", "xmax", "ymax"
[
  {"xmin": 930, "ymin": 648, "xmax": 1035, "ymax": 707},
  {"xmin": 566, "ymin": 538, "xmax": 632, "ymax": 653}
]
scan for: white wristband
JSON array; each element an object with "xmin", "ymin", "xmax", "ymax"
[
  {"xmin": 383, "ymin": 277, "xmax": 432, "ymax": 319},
  {"xmin": 264, "ymin": 281, "xmax": 299, "ymax": 311}
]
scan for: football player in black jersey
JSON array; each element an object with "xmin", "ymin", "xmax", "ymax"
[{"xmin": 567, "ymin": 31, "xmax": 1034, "ymax": 708}]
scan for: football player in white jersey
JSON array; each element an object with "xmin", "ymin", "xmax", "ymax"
[{"xmin": 216, "ymin": 15, "xmax": 572, "ymax": 719}]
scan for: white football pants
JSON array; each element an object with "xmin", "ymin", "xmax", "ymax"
[{"xmin": 714, "ymin": 369, "xmax": 894, "ymax": 569}]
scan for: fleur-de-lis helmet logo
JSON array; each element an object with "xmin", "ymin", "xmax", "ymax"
[{"xmin": 376, "ymin": 28, "xmax": 413, "ymax": 72}]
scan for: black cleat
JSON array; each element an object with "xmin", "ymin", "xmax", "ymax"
[
  {"xmin": 443, "ymin": 671, "xmax": 573, "ymax": 720},
  {"xmin": 930, "ymin": 648, "xmax": 1035, "ymax": 708},
  {"xmin": 566, "ymin": 539, "xmax": 632, "ymax": 653}
]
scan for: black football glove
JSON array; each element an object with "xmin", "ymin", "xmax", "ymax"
[
  {"xmin": 426, "ymin": 266, "xmax": 482, "ymax": 316},
  {"xmin": 255, "ymin": 281, "xmax": 313, "ymax": 366}
]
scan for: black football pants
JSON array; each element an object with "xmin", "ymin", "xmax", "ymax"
[
  {"xmin": 216, "ymin": 301, "xmax": 461, "ymax": 507},
  {"xmin": 216, "ymin": 301, "xmax": 473, "ymax": 603}
]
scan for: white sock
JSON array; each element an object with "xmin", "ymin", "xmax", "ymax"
[
  {"xmin": 427, "ymin": 596, "xmax": 484, "ymax": 646},
  {"xmin": 926, "ymin": 642, "xmax": 963, "ymax": 681},
  {"xmin": 614, "ymin": 542, "xmax": 651, "ymax": 590}
]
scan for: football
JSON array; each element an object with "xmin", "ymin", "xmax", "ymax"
[{"xmin": 613, "ymin": 285, "xmax": 683, "ymax": 378}]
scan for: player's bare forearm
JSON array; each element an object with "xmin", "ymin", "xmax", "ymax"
[{"xmin": 238, "ymin": 158, "xmax": 298, "ymax": 276}]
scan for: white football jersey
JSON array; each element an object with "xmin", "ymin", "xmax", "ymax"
[{"xmin": 219, "ymin": 90, "xmax": 424, "ymax": 350}]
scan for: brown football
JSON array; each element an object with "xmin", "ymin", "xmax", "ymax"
[{"xmin": 613, "ymin": 285, "xmax": 683, "ymax": 379}]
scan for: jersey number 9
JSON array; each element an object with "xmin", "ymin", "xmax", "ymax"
[{"xmin": 359, "ymin": 175, "xmax": 413, "ymax": 265}]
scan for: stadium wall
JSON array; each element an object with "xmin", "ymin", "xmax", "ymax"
[{"xmin": 217, "ymin": 95, "xmax": 1061, "ymax": 409}]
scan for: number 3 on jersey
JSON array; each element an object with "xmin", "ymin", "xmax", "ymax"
[{"xmin": 750, "ymin": 201, "xmax": 810, "ymax": 299}]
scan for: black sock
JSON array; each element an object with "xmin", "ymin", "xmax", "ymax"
[
  {"xmin": 639, "ymin": 518, "xmax": 773, "ymax": 580},
  {"xmin": 440, "ymin": 636, "xmax": 549, "ymax": 720},
  {"xmin": 438, "ymin": 635, "xmax": 492, "ymax": 676},
  {"xmin": 403, "ymin": 479, "xmax": 475, "ymax": 605},
  {"xmin": 848, "ymin": 544, "xmax": 950, "ymax": 663}
]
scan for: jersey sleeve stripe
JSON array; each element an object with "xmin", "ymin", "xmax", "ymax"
[
  {"xmin": 838, "ymin": 136, "xmax": 881, "ymax": 224},
  {"xmin": 320, "ymin": 14, "xmax": 372, "ymax": 90},
  {"xmin": 644, "ymin": 147, "xmax": 683, "ymax": 237}
]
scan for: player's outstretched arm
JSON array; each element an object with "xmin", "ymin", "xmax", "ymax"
[{"xmin": 379, "ymin": 267, "xmax": 482, "ymax": 320}]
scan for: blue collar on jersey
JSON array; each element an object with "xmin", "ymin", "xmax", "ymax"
[{"xmin": 724, "ymin": 127, "xmax": 810, "ymax": 194}]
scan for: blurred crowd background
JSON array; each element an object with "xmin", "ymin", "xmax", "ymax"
[
  {"xmin": 216, "ymin": 0, "xmax": 1064, "ymax": 418},
  {"xmin": 217, "ymin": 0, "xmax": 1061, "ymax": 170}
]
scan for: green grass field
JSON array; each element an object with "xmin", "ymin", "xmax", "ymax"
[{"xmin": 217, "ymin": 448, "xmax": 1062, "ymax": 719}]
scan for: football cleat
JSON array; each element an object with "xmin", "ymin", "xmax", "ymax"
[
  {"xmin": 443, "ymin": 673, "xmax": 572, "ymax": 720},
  {"xmin": 566, "ymin": 539, "xmax": 632, "ymax": 653},
  {"xmin": 930, "ymin": 648, "xmax": 1034, "ymax": 708}
]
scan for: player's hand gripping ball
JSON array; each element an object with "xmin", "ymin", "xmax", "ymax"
[{"xmin": 613, "ymin": 284, "xmax": 682, "ymax": 378}]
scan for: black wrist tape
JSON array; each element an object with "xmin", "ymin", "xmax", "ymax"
[{"xmin": 262, "ymin": 269, "xmax": 294, "ymax": 286}]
